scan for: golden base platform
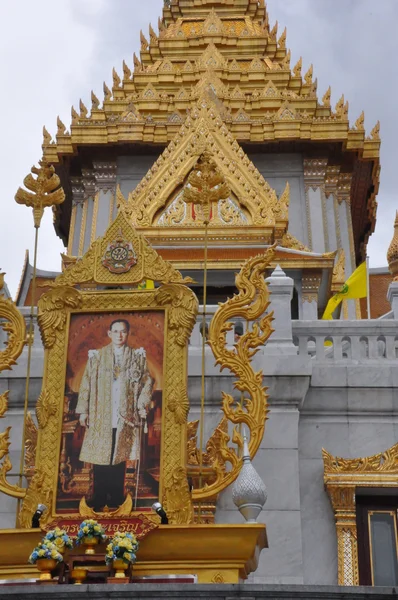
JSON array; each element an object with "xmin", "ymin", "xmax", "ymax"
[{"xmin": 0, "ymin": 524, "xmax": 267, "ymax": 584}]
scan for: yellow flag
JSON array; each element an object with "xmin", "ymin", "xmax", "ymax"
[
  {"xmin": 322, "ymin": 261, "xmax": 367, "ymax": 320},
  {"xmin": 138, "ymin": 279, "xmax": 155, "ymax": 290}
]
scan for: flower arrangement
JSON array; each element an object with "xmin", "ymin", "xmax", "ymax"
[
  {"xmin": 76, "ymin": 519, "xmax": 107, "ymax": 544},
  {"xmin": 28, "ymin": 540, "xmax": 63, "ymax": 564},
  {"xmin": 44, "ymin": 527, "xmax": 73, "ymax": 551},
  {"xmin": 105, "ymin": 531, "xmax": 139, "ymax": 566}
]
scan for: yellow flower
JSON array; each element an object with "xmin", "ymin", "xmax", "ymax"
[
  {"xmin": 83, "ymin": 526, "xmax": 89, "ymax": 534},
  {"xmin": 38, "ymin": 550, "xmax": 45, "ymax": 557}
]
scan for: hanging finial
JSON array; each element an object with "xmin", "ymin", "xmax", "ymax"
[{"xmin": 232, "ymin": 430, "xmax": 267, "ymax": 523}]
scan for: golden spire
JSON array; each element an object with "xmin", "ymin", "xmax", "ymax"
[{"xmin": 387, "ymin": 211, "xmax": 398, "ymax": 279}]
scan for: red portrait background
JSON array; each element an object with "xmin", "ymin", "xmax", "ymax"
[{"xmin": 56, "ymin": 310, "xmax": 165, "ymax": 513}]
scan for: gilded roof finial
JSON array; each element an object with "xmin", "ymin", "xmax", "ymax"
[
  {"xmin": 103, "ymin": 82, "xmax": 112, "ymax": 102},
  {"xmin": 370, "ymin": 121, "xmax": 381, "ymax": 140},
  {"xmin": 15, "ymin": 160, "xmax": 65, "ymax": 228},
  {"xmin": 140, "ymin": 30, "xmax": 149, "ymax": 51},
  {"xmin": 91, "ymin": 91, "xmax": 100, "ymax": 110},
  {"xmin": 322, "ymin": 86, "xmax": 331, "ymax": 107},
  {"xmin": 269, "ymin": 21, "xmax": 278, "ymax": 42},
  {"xmin": 133, "ymin": 53, "xmax": 142, "ymax": 71},
  {"xmin": 42, "ymin": 126, "xmax": 52, "ymax": 147},
  {"xmin": 56, "ymin": 116, "xmax": 66, "ymax": 136},
  {"xmin": 278, "ymin": 27, "xmax": 287, "ymax": 49},
  {"xmin": 123, "ymin": 60, "xmax": 132, "ymax": 80},
  {"xmin": 79, "ymin": 99, "xmax": 88, "ymax": 119},
  {"xmin": 387, "ymin": 212, "xmax": 398, "ymax": 280},
  {"xmin": 149, "ymin": 23, "xmax": 158, "ymax": 45},
  {"xmin": 354, "ymin": 111, "xmax": 365, "ymax": 131},
  {"xmin": 71, "ymin": 106, "xmax": 79, "ymax": 124},
  {"xmin": 112, "ymin": 68, "xmax": 121, "ymax": 88},
  {"xmin": 335, "ymin": 94, "xmax": 344, "ymax": 117},
  {"xmin": 304, "ymin": 64, "xmax": 313, "ymax": 85},
  {"xmin": 293, "ymin": 57, "xmax": 302, "ymax": 77}
]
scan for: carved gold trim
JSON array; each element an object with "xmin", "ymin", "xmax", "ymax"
[
  {"xmin": 194, "ymin": 246, "xmax": 275, "ymax": 500},
  {"xmin": 323, "ymin": 443, "xmax": 398, "ymax": 586},
  {"xmin": 0, "ymin": 273, "xmax": 27, "ymax": 499}
]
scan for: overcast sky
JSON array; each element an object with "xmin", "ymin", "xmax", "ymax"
[{"xmin": 0, "ymin": 0, "xmax": 397, "ymax": 296}]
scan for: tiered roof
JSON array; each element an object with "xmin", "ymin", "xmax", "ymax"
[{"xmin": 43, "ymin": 0, "xmax": 380, "ymax": 260}]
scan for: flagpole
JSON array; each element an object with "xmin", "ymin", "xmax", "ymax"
[{"xmin": 366, "ymin": 256, "xmax": 371, "ymax": 319}]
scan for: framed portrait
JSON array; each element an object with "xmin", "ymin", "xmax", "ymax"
[
  {"xmin": 20, "ymin": 283, "xmax": 197, "ymax": 527},
  {"xmin": 58, "ymin": 310, "xmax": 165, "ymax": 513}
]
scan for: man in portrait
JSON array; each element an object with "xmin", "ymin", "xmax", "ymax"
[{"xmin": 76, "ymin": 319, "xmax": 154, "ymax": 511}]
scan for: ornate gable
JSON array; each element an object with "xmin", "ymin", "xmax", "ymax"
[{"xmin": 117, "ymin": 95, "xmax": 290, "ymax": 242}]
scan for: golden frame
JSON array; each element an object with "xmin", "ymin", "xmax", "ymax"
[
  {"xmin": 323, "ymin": 443, "xmax": 398, "ymax": 586},
  {"xmin": 18, "ymin": 212, "xmax": 198, "ymax": 528}
]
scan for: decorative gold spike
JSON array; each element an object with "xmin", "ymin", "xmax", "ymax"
[
  {"xmin": 322, "ymin": 86, "xmax": 331, "ymax": 107},
  {"xmin": 281, "ymin": 49, "xmax": 291, "ymax": 69},
  {"xmin": 292, "ymin": 57, "xmax": 302, "ymax": 77},
  {"xmin": 354, "ymin": 110, "xmax": 365, "ymax": 130},
  {"xmin": 140, "ymin": 29, "xmax": 149, "ymax": 51},
  {"xmin": 269, "ymin": 20, "xmax": 278, "ymax": 41},
  {"xmin": 42, "ymin": 126, "xmax": 52, "ymax": 147},
  {"xmin": 56, "ymin": 116, "xmax": 66, "ymax": 136},
  {"xmin": 304, "ymin": 64, "xmax": 313, "ymax": 85},
  {"xmin": 158, "ymin": 17, "xmax": 165, "ymax": 32},
  {"xmin": 71, "ymin": 106, "xmax": 79, "ymax": 123},
  {"xmin": 112, "ymin": 67, "xmax": 121, "ymax": 88},
  {"xmin": 311, "ymin": 77, "xmax": 318, "ymax": 94},
  {"xmin": 123, "ymin": 59, "xmax": 132, "ymax": 80},
  {"xmin": 335, "ymin": 94, "xmax": 345, "ymax": 117},
  {"xmin": 387, "ymin": 211, "xmax": 398, "ymax": 279},
  {"xmin": 79, "ymin": 99, "xmax": 88, "ymax": 118},
  {"xmin": 370, "ymin": 120, "xmax": 380, "ymax": 140},
  {"xmin": 343, "ymin": 100, "xmax": 349, "ymax": 118},
  {"xmin": 15, "ymin": 160, "xmax": 65, "ymax": 228},
  {"xmin": 332, "ymin": 249, "xmax": 346, "ymax": 285},
  {"xmin": 103, "ymin": 81, "xmax": 112, "ymax": 101},
  {"xmin": 273, "ymin": 182, "xmax": 290, "ymax": 222},
  {"xmin": 149, "ymin": 23, "xmax": 158, "ymax": 45},
  {"xmin": 133, "ymin": 53, "xmax": 142, "ymax": 71},
  {"xmin": 278, "ymin": 26, "xmax": 286, "ymax": 49},
  {"xmin": 91, "ymin": 90, "xmax": 100, "ymax": 110}
]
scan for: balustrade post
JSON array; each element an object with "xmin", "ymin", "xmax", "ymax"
[
  {"xmin": 264, "ymin": 265, "xmax": 297, "ymax": 355},
  {"xmin": 387, "ymin": 281, "xmax": 398, "ymax": 319}
]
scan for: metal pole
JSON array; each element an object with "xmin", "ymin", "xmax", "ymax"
[
  {"xmin": 366, "ymin": 256, "xmax": 371, "ymax": 319},
  {"xmin": 16, "ymin": 224, "xmax": 39, "ymax": 521},
  {"xmin": 198, "ymin": 219, "xmax": 209, "ymax": 522},
  {"xmin": 134, "ymin": 418, "xmax": 144, "ymax": 511}
]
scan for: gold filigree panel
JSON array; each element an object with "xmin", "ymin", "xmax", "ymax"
[{"xmin": 323, "ymin": 444, "xmax": 398, "ymax": 586}]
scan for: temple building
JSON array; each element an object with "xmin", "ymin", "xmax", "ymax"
[{"xmin": 1, "ymin": 0, "xmax": 398, "ymax": 592}]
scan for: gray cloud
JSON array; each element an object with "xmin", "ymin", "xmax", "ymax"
[{"xmin": 1, "ymin": 0, "xmax": 396, "ymax": 296}]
